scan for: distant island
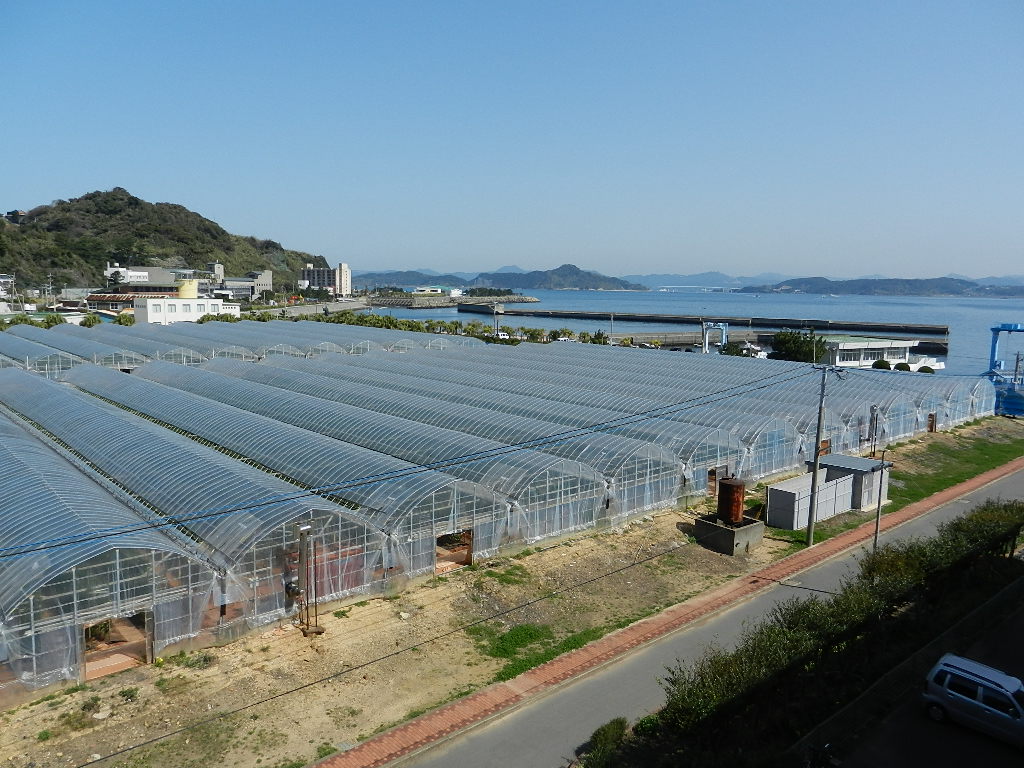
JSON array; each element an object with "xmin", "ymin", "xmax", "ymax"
[
  {"xmin": 735, "ymin": 276, "xmax": 1024, "ymax": 297},
  {"xmin": 355, "ymin": 263, "xmax": 647, "ymax": 292}
]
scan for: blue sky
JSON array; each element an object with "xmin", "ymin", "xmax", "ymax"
[{"xmin": 4, "ymin": 1, "xmax": 1022, "ymax": 278}]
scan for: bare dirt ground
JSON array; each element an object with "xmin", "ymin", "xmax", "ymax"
[{"xmin": 3, "ymin": 418, "xmax": 1021, "ymax": 768}]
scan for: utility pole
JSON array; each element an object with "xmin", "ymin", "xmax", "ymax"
[
  {"xmin": 805, "ymin": 365, "xmax": 842, "ymax": 546},
  {"xmin": 872, "ymin": 451, "xmax": 894, "ymax": 553}
]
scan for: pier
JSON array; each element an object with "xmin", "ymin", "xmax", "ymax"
[{"xmin": 457, "ymin": 304, "xmax": 949, "ymax": 339}]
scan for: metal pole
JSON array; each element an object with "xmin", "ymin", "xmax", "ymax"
[
  {"xmin": 805, "ymin": 366, "xmax": 828, "ymax": 546},
  {"xmin": 872, "ymin": 451, "xmax": 890, "ymax": 553}
]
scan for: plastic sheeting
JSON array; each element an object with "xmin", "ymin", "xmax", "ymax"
[{"xmin": 0, "ymin": 409, "xmax": 217, "ymax": 695}]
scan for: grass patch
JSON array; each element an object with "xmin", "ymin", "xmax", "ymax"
[
  {"xmin": 165, "ymin": 650, "xmax": 215, "ymax": 669},
  {"xmin": 493, "ymin": 627, "xmax": 606, "ymax": 681},
  {"xmin": 58, "ymin": 709, "xmax": 95, "ymax": 731},
  {"xmin": 887, "ymin": 431, "xmax": 1024, "ymax": 510},
  {"xmin": 315, "ymin": 742, "xmax": 337, "ymax": 758},
  {"xmin": 154, "ymin": 675, "xmax": 190, "ymax": 694},
  {"xmin": 333, "ymin": 608, "xmax": 351, "ymax": 619},
  {"xmin": 481, "ymin": 563, "xmax": 530, "ymax": 585},
  {"xmin": 118, "ymin": 687, "xmax": 140, "ymax": 702}
]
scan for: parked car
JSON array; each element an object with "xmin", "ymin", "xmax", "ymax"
[{"xmin": 922, "ymin": 653, "xmax": 1024, "ymax": 747}]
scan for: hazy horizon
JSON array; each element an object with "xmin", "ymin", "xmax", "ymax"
[{"xmin": 4, "ymin": 2, "xmax": 1022, "ymax": 279}]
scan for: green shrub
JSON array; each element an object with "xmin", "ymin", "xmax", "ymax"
[
  {"xmin": 81, "ymin": 695, "xmax": 102, "ymax": 713},
  {"xmin": 583, "ymin": 717, "xmax": 629, "ymax": 768},
  {"xmin": 316, "ymin": 742, "xmax": 337, "ymax": 758},
  {"xmin": 893, "ymin": 362, "xmax": 911, "ymax": 371},
  {"xmin": 118, "ymin": 687, "xmax": 140, "ymax": 702},
  {"xmin": 36, "ymin": 730, "xmax": 52, "ymax": 741},
  {"xmin": 166, "ymin": 650, "xmax": 215, "ymax": 669},
  {"xmin": 871, "ymin": 359, "xmax": 892, "ymax": 369},
  {"xmin": 602, "ymin": 499, "xmax": 1024, "ymax": 766}
]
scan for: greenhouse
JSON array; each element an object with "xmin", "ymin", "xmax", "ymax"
[
  {"xmin": 112, "ymin": 322, "xmax": 259, "ymax": 360},
  {"xmin": 65, "ymin": 323, "xmax": 209, "ymax": 366},
  {"xmin": 143, "ymin": 320, "xmax": 308, "ymax": 359},
  {"xmin": 229, "ymin": 353, "xmax": 746, "ymax": 495},
  {"xmin": 0, "ymin": 368, "xmax": 509, "ymax": 687},
  {"xmin": 5, "ymin": 323, "xmax": 147, "ymax": 371},
  {"xmin": 311, "ymin": 350, "xmax": 807, "ymax": 480},
  {"xmin": 0, "ymin": 408, "xmax": 218, "ymax": 701},
  {"xmin": 0, "ymin": 331, "xmax": 82, "ymax": 377},
  {"xmin": 69, "ymin": 361, "xmax": 607, "ymax": 547},
  {"xmin": 196, "ymin": 355, "xmax": 683, "ymax": 520},
  {"xmin": 0, "ymin": 319, "xmax": 999, "ymax": 698}
]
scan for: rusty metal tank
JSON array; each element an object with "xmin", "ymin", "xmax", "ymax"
[{"xmin": 716, "ymin": 478, "xmax": 746, "ymax": 525}]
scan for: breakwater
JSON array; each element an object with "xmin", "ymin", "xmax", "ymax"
[
  {"xmin": 457, "ymin": 304, "xmax": 949, "ymax": 338},
  {"xmin": 372, "ymin": 295, "xmax": 539, "ymax": 308}
]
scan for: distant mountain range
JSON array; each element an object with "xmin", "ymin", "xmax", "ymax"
[
  {"xmin": 736, "ymin": 276, "xmax": 1024, "ymax": 297},
  {"xmin": 5, "ymin": 188, "xmax": 1022, "ymax": 295},
  {"xmin": 353, "ymin": 264, "xmax": 646, "ymax": 291},
  {"xmin": 620, "ymin": 271, "xmax": 792, "ymax": 289}
]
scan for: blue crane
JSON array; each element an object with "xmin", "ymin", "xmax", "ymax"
[{"xmin": 987, "ymin": 323, "xmax": 1024, "ymax": 417}]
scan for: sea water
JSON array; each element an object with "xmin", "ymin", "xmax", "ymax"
[{"xmin": 379, "ymin": 289, "xmax": 1024, "ymax": 376}]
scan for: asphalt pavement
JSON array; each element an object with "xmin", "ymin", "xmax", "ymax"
[{"xmin": 400, "ymin": 467, "xmax": 1024, "ymax": 768}]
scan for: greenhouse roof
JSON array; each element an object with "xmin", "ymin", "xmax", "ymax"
[
  {"xmin": 0, "ymin": 409, "xmax": 208, "ymax": 618},
  {"xmin": 201, "ymin": 355, "xmax": 680, "ymax": 481},
  {"xmin": 5, "ymin": 324, "xmax": 147, "ymax": 367},
  {"xmin": 85, "ymin": 360, "xmax": 598, "ymax": 507},
  {"xmin": 0, "ymin": 368, "xmax": 385, "ymax": 565}
]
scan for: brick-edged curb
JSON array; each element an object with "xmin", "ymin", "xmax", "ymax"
[{"xmin": 317, "ymin": 455, "xmax": 1024, "ymax": 768}]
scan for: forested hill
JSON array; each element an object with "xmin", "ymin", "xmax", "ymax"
[
  {"xmin": 737, "ymin": 275, "xmax": 1024, "ymax": 297},
  {"xmin": 0, "ymin": 188, "xmax": 327, "ymax": 288}
]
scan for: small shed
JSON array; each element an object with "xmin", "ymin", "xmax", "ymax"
[
  {"xmin": 805, "ymin": 454, "xmax": 889, "ymax": 510},
  {"xmin": 765, "ymin": 473, "xmax": 854, "ymax": 530}
]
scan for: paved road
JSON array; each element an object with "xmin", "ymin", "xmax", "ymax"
[
  {"xmin": 843, "ymin": 600, "xmax": 1024, "ymax": 768},
  {"xmin": 402, "ymin": 469, "xmax": 1024, "ymax": 768}
]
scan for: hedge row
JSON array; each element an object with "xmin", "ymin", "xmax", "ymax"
[{"xmin": 584, "ymin": 500, "xmax": 1024, "ymax": 768}]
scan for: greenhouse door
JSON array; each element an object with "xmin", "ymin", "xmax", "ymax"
[
  {"xmin": 707, "ymin": 465, "xmax": 728, "ymax": 496},
  {"xmin": 82, "ymin": 612, "xmax": 151, "ymax": 681},
  {"xmin": 435, "ymin": 530, "xmax": 473, "ymax": 575}
]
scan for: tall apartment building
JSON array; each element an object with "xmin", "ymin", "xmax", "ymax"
[{"xmin": 299, "ymin": 262, "xmax": 352, "ymax": 297}]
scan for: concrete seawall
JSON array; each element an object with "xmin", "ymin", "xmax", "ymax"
[{"xmin": 457, "ymin": 304, "xmax": 949, "ymax": 338}]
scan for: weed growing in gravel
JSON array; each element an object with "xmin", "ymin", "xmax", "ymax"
[{"xmin": 481, "ymin": 564, "xmax": 530, "ymax": 585}]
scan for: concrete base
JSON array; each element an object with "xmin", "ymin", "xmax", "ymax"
[{"xmin": 695, "ymin": 514, "xmax": 765, "ymax": 556}]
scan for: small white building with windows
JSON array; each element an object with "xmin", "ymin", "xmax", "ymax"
[
  {"xmin": 134, "ymin": 280, "xmax": 240, "ymax": 325},
  {"xmin": 824, "ymin": 335, "xmax": 945, "ymax": 372},
  {"xmin": 134, "ymin": 297, "xmax": 241, "ymax": 325}
]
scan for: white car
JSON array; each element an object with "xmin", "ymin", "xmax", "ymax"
[{"xmin": 923, "ymin": 653, "xmax": 1024, "ymax": 747}]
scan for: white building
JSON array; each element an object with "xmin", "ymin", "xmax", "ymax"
[
  {"xmin": 134, "ymin": 297, "xmax": 240, "ymax": 325},
  {"xmin": 824, "ymin": 335, "xmax": 945, "ymax": 372},
  {"xmin": 104, "ymin": 262, "xmax": 153, "ymax": 284},
  {"xmin": 134, "ymin": 281, "xmax": 240, "ymax": 325},
  {"xmin": 300, "ymin": 262, "xmax": 352, "ymax": 297}
]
